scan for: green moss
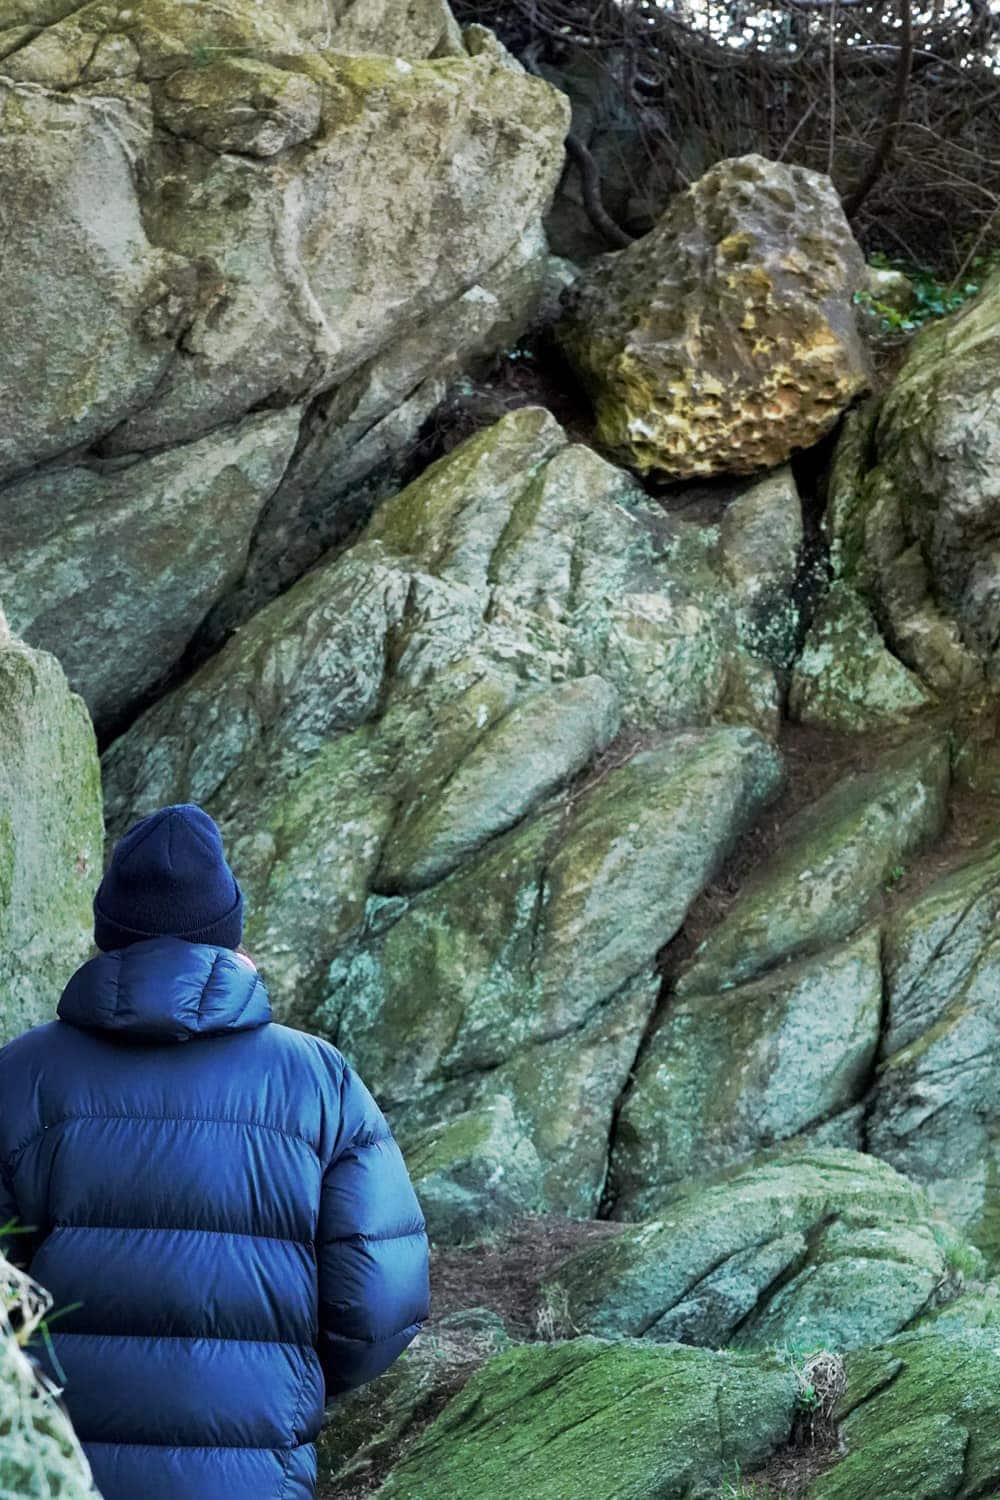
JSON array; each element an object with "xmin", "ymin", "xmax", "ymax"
[
  {"xmin": 811, "ymin": 1327, "xmax": 1000, "ymax": 1497},
  {"xmin": 378, "ymin": 1338, "xmax": 799, "ymax": 1500}
]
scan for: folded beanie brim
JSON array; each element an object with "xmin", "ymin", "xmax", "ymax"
[{"xmin": 94, "ymin": 884, "xmax": 244, "ymax": 954}]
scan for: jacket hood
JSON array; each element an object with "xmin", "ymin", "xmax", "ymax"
[{"xmin": 58, "ymin": 937, "xmax": 272, "ymax": 1042}]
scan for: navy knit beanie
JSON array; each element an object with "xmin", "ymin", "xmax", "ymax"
[{"xmin": 94, "ymin": 804, "xmax": 244, "ymax": 953}]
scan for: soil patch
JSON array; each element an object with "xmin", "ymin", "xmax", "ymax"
[{"xmin": 316, "ymin": 1215, "xmax": 623, "ymax": 1499}]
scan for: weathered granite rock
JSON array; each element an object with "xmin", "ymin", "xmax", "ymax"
[
  {"xmin": 809, "ymin": 1325, "xmax": 1000, "ymax": 1498},
  {"xmin": 608, "ymin": 933, "xmax": 881, "ymax": 1213},
  {"xmin": 0, "ymin": 410, "xmax": 300, "ymax": 729},
  {"xmin": 288, "ymin": 0, "xmax": 464, "ymax": 56},
  {"xmin": 104, "ymin": 406, "xmax": 790, "ymax": 978},
  {"xmin": 915, "ymin": 1283, "xmax": 1000, "ymax": 1336},
  {"xmin": 0, "ymin": 77, "xmax": 191, "ymax": 481},
  {"xmin": 868, "ymin": 843, "xmax": 1000, "ymax": 1264},
  {"xmin": 828, "ymin": 271, "xmax": 1000, "ymax": 696},
  {"xmin": 326, "ymin": 728, "xmax": 780, "ymax": 1213},
  {"xmin": 204, "ymin": 222, "xmax": 553, "ymax": 645},
  {"xmin": 401, "ymin": 1096, "xmax": 545, "ymax": 1243},
  {"xmin": 0, "ymin": 618, "xmax": 103, "ymax": 1046},
  {"xmin": 377, "ymin": 676, "xmax": 621, "ymax": 894},
  {"xmin": 550, "ymin": 1151, "xmax": 976, "ymax": 1353},
  {"xmin": 0, "ymin": 3, "xmax": 569, "ymax": 727},
  {"xmin": 677, "ymin": 737, "xmax": 950, "ymax": 996},
  {"xmin": 0, "ymin": 1252, "xmax": 98, "ymax": 1498},
  {"xmin": 790, "ymin": 581, "xmax": 933, "ymax": 732},
  {"xmin": 557, "ymin": 154, "xmax": 870, "ymax": 478},
  {"xmin": 103, "ymin": 407, "xmax": 791, "ymax": 1214},
  {"xmin": 718, "ymin": 463, "xmax": 803, "ymax": 669},
  {"xmin": 375, "ymin": 1337, "xmax": 800, "ymax": 1500}
]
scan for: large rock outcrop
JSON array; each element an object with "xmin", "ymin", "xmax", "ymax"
[
  {"xmin": 0, "ymin": 0, "xmax": 569, "ymax": 731},
  {"xmin": 102, "ymin": 406, "xmax": 797, "ymax": 1215},
  {"xmin": 868, "ymin": 843, "xmax": 1000, "ymax": 1263},
  {"xmin": 676, "ymin": 736, "xmax": 949, "ymax": 996},
  {"xmin": 823, "ymin": 271, "xmax": 1000, "ymax": 704},
  {"xmin": 0, "ymin": 614, "xmax": 103, "ymax": 1045},
  {"xmin": 557, "ymin": 154, "xmax": 871, "ymax": 478},
  {"xmin": 607, "ymin": 935, "xmax": 881, "ymax": 1211},
  {"xmin": 549, "ymin": 1151, "xmax": 977, "ymax": 1354}
]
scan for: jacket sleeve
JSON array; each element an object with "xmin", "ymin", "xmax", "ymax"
[{"xmin": 317, "ymin": 1062, "xmax": 430, "ymax": 1401}]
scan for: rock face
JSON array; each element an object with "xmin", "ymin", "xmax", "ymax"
[
  {"xmin": 0, "ymin": 616, "xmax": 103, "ymax": 1046},
  {"xmin": 326, "ymin": 727, "xmax": 779, "ymax": 1213},
  {"xmin": 608, "ymin": 935, "xmax": 881, "ymax": 1210},
  {"xmin": 868, "ymin": 845, "xmax": 1000, "ymax": 1262},
  {"xmin": 550, "ymin": 1151, "xmax": 976, "ymax": 1354},
  {"xmin": 291, "ymin": 0, "xmax": 464, "ymax": 56},
  {"xmin": 401, "ymin": 1097, "xmax": 545, "ymax": 1244},
  {"xmin": 811, "ymin": 1326, "xmax": 1000, "ymax": 1498},
  {"xmin": 0, "ymin": 0, "xmax": 569, "ymax": 731},
  {"xmin": 375, "ymin": 1336, "xmax": 800, "ymax": 1500},
  {"xmin": 102, "ymin": 406, "xmax": 793, "ymax": 1215},
  {"xmin": 790, "ymin": 581, "xmax": 933, "ymax": 733},
  {"xmin": 317, "ymin": 1308, "xmax": 508, "ymax": 1492},
  {"xmin": 677, "ymin": 737, "xmax": 949, "ymax": 996},
  {"xmin": 1, "ymin": 1252, "xmax": 98, "ymax": 1498},
  {"xmin": 0, "ymin": 411, "xmax": 301, "ymax": 731},
  {"xmin": 827, "ymin": 271, "xmax": 1000, "ymax": 699},
  {"xmin": 558, "ymin": 154, "xmax": 871, "ymax": 478}
]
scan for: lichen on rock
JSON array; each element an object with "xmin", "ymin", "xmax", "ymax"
[
  {"xmin": 550, "ymin": 1150, "xmax": 977, "ymax": 1355},
  {"xmin": 677, "ymin": 736, "xmax": 951, "ymax": 996},
  {"xmin": 0, "ymin": 0, "xmax": 570, "ymax": 730},
  {"xmin": 557, "ymin": 153, "xmax": 871, "ymax": 478},
  {"xmin": 608, "ymin": 933, "xmax": 882, "ymax": 1212},
  {"xmin": 0, "ymin": 620, "xmax": 103, "ymax": 1045},
  {"xmin": 826, "ymin": 269, "xmax": 1000, "ymax": 700}
]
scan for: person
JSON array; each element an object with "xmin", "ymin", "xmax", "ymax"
[{"xmin": 0, "ymin": 804, "xmax": 430, "ymax": 1500}]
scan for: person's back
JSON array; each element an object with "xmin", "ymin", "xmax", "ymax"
[{"xmin": 0, "ymin": 805, "xmax": 430, "ymax": 1500}]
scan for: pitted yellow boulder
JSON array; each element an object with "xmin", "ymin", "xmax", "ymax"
[{"xmin": 558, "ymin": 154, "xmax": 871, "ymax": 478}]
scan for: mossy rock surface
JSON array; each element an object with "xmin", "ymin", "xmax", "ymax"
[
  {"xmin": 869, "ymin": 843, "xmax": 1000, "ymax": 1265},
  {"xmin": 551, "ymin": 1150, "xmax": 977, "ymax": 1353},
  {"xmin": 790, "ymin": 581, "xmax": 932, "ymax": 733},
  {"xmin": 609, "ymin": 934, "xmax": 881, "ymax": 1212},
  {"xmin": 401, "ymin": 1096, "xmax": 545, "ymax": 1243},
  {"xmin": 678, "ymin": 737, "xmax": 950, "ymax": 996},
  {"xmin": 376, "ymin": 1336, "xmax": 800, "ymax": 1500},
  {"xmin": 0, "ymin": 1, "xmax": 569, "ymax": 725},
  {"xmin": 104, "ymin": 408, "xmax": 794, "ymax": 1219},
  {"xmin": 318, "ymin": 1309, "xmax": 507, "ymax": 1491},
  {"xmin": 325, "ymin": 725, "xmax": 779, "ymax": 1214},
  {"xmin": 809, "ymin": 1325, "xmax": 1000, "ymax": 1498},
  {"xmin": 826, "ymin": 269, "xmax": 1000, "ymax": 696}
]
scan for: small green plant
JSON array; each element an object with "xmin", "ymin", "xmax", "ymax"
[
  {"xmin": 189, "ymin": 42, "xmax": 252, "ymax": 65},
  {"xmin": 855, "ymin": 248, "xmax": 1000, "ymax": 335},
  {"xmin": 791, "ymin": 1349, "xmax": 846, "ymax": 1445},
  {"xmin": 943, "ymin": 1240, "xmax": 984, "ymax": 1282},
  {"xmin": 884, "ymin": 862, "xmax": 905, "ymax": 891}
]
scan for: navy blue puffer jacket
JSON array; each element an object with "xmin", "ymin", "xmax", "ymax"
[{"xmin": 0, "ymin": 938, "xmax": 429, "ymax": 1500}]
